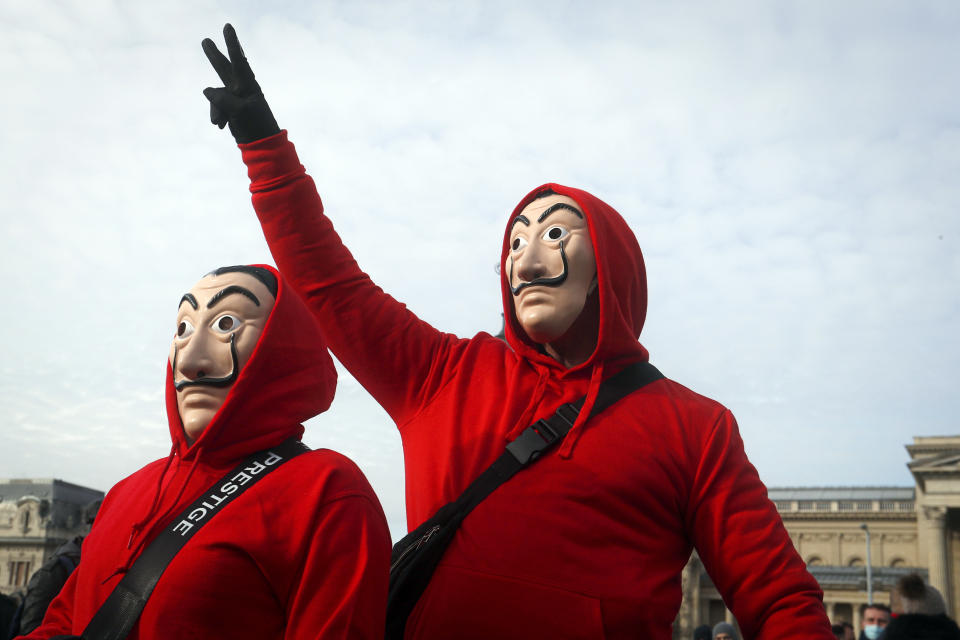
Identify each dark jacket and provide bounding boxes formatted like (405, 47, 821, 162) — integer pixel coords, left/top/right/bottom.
(17, 537, 82, 635)
(882, 614, 960, 640)
(1, 592, 20, 640)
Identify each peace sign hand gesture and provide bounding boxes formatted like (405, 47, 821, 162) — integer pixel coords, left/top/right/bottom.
(201, 24, 280, 144)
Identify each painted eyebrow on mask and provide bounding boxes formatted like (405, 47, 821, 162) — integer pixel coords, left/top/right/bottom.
(537, 202, 583, 223)
(510, 214, 530, 229)
(179, 293, 198, 310)
(207, 285, 261, 309)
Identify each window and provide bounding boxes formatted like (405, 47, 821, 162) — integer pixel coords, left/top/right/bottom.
(798, 501, 814, 511)
(774, 501, 792, 511)
(855, 501, 872, 510)
(848, 557, 864, 567)
(899, 502, 915, 512)
(7, 561, 31, 587)
(880, 501, 896, 511)
(834, 602, 853, 624)
(709, 599, 727, 624)
(838, 501, 854, 511)
(806, 556, 823, 567)
(816, 501, 831, 511)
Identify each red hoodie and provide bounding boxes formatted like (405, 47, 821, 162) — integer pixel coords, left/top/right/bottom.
(241, 132, 833, 639)
(20, 265, 391, 640)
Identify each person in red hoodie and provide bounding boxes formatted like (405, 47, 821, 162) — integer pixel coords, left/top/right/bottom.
(18, 265, 391, 639)
(202, 24, 833, 640)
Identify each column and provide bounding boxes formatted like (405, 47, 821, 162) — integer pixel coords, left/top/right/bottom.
(691, 564, 701, 627)
(925, 506, 952, 616)
(826, 600, 836, 623)
(853, 605, 860, 633)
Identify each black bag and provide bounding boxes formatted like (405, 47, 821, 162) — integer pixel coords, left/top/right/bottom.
(385, 360, 663, 639)
(385, 501, 466, 639)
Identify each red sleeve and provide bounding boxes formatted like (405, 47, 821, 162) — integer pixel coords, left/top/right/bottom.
(239, 131, 465, 426)
(14, 567, 78, 639)
(284, 495, 391, 639)
(687, 411, 833, 639)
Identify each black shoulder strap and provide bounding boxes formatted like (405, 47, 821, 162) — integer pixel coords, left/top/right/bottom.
(454, 360, 663, 519)
(82, 437, 309, 640)
(386, 361, 664, 639)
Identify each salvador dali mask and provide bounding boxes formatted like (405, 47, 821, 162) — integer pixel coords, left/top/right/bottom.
(169, 270, 275, 443)
(508, 193, 598, 359)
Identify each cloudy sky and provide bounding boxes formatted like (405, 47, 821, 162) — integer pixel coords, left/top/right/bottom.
(1, 1, 958, 538)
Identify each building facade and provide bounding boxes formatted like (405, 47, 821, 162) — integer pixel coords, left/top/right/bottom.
(673, 435, 960, 635)
(0, 478, 104, 596)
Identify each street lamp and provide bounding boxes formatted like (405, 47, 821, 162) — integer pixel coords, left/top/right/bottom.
(860, 523, 873, 604)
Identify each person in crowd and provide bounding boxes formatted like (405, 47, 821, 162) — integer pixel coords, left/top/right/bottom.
(859, 603, 892, 640)
(17, 265, 391, 639)
(201, 23, 833, 640)
(693, 624, 712, 640)
(1, 593, 19, 640)
(713, 621, 739, 640)
(883, 573, 960, 640)
(16, 501, 100, 635)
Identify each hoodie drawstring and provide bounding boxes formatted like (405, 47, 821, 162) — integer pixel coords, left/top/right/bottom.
(503, 364, 607, 459)
(558, 361, 605, 459)
(126, 443, 177, 550)
(104, 443, 179, 583)
(109, 444, 205, 582)
(149, 446, 203, 532)
(505, 369, 550, 442)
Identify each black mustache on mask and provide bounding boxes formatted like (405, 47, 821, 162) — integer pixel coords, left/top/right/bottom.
(172, 333, 240, 391)
(510, 240, 569, 296)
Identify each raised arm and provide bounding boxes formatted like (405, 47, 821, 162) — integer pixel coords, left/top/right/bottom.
(201, 25, 479, 424)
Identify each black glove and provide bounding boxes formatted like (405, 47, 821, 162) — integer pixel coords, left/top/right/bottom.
(201, 23, 280, 144)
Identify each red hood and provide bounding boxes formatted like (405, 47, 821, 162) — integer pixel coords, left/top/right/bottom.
(164, 264, 337, 463)
(499, 183, 649, 373)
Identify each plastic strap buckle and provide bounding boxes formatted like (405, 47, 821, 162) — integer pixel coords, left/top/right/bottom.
(505, 421, 555, 465)
(505, 404, 579, 465)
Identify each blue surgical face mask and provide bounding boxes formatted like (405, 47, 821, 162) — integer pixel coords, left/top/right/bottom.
(863, 624, 883, 640)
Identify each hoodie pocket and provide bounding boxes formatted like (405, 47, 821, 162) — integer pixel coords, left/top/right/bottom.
(407, 563, 605, 639)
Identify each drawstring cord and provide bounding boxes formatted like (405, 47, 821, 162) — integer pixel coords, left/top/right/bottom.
(506, 369, 549, 442)
(558, 361, 605, 459)
(503, 362, 605, 459)
(148, 447, 203, 532)
(107, 444, 205, 583)
(104, 443, 178, 584)
(126, 443, 177, 550)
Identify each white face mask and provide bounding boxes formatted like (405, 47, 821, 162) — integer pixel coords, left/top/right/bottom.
(170, 272, 274, 443)
(863, 624, 883, 640)
(508, 194, 597, 346)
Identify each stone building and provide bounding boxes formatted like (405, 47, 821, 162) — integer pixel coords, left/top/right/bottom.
(0, 478, 104, 596)
(673, 435, 960, 635)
